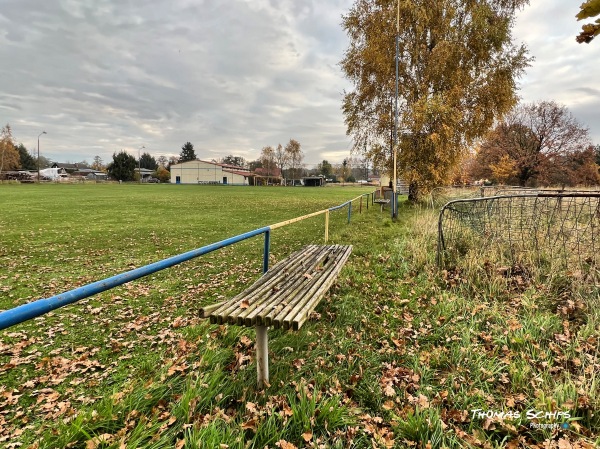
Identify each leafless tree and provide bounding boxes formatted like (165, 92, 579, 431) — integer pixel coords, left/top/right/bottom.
(260, 146, 276, 177)
(284, 139, 303, 181)
(274, 144, 289, 181)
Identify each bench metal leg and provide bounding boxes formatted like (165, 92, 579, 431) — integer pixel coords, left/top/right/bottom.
(255, 325, 269, 388)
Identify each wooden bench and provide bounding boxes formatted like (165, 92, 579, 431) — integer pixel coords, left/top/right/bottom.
(374, 198, 390, 212)
(200, 244, 352, 387)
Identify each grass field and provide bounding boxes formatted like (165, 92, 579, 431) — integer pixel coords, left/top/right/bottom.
(0, 184, 598, 448)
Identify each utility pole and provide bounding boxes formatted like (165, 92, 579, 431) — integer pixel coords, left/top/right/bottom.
(138, 145, 145, 183)
(392, 0, 399, 219)
(37, 131, 46, 182)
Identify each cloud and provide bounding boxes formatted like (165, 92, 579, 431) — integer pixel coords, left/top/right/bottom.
(513, 1, 600, 141)
(1, 0, 598, 169)
(0, 0, 355, 165)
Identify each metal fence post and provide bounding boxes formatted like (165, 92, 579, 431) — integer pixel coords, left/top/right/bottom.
(436, 206, 446, 267)
(255, 324, 269, 388)
(325, 210, 329, 243)
(348, 202, 352, 223)
(258, 229, 271, 387)
(263, 229, 270, 274)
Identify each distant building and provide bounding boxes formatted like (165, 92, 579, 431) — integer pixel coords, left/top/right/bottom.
(134, 168, 156, 182)
(302, 176, 325, 187)
(52, 162, 90, 174)
(72, 168, 108, 180)
(169, 160, 252, 185)
(39, 167, 69, 181)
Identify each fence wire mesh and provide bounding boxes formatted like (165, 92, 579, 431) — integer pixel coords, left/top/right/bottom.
(437, 194, 600, 278)
(430, 186, 484, 208)
(431, 186, 600, 209)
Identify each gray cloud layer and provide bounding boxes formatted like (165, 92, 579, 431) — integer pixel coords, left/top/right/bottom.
(513, 1, 600, 142)
(1, 0, 598, 166)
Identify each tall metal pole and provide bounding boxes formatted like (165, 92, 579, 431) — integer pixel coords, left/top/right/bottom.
(37, 131, 46, 182)
(392, 1, 399, 219)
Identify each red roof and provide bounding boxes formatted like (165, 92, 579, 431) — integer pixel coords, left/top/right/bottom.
(224, 169, 252, 177)
(254, 167, 282, 177)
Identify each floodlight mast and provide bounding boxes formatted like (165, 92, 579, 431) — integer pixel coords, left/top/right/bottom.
(37, 131, 46, 182)
(392, 0, 399, 219)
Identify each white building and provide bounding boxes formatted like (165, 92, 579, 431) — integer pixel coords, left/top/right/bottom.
(169, 160, 252, 185)
(39, 167, 69, 181)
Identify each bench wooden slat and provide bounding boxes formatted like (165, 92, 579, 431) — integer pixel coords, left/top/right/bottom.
(200, 244, 352, 388)
(205, 244, 352, 330)
(282, 246, 352, 330)
(270, 245, 352, 330)
(207, 245, 323, 324)
(233, 246, 327, 326)
(261, 246, 339, 327)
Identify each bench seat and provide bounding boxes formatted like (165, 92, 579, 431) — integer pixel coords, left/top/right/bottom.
(373, 198, 390, 212)
(206, 244, 352, 331)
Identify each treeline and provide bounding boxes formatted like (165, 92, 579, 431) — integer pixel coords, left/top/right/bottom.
(218, 142, 377, 182)
(456, 101, 600, 187)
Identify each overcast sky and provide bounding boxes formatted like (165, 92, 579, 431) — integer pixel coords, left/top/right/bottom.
(1, 0, 598, 166)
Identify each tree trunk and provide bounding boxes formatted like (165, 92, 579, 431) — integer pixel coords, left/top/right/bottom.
(408, 182, 419, 202)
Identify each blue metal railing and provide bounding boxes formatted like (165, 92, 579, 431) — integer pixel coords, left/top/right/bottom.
(0, 227, 271, 330)
(328, 199, 353, 223)
(0, 191, 377, 331)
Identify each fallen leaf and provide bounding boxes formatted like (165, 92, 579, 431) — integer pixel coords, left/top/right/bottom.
(275, 440, 298, 449)
(86, 433, 113, 449)
(416, 394, 430, 409)
(241, 419, 257, 432)
(167, 363, 187, 376)
(384, 385, 396, 397)
(382, 400, 395, 410)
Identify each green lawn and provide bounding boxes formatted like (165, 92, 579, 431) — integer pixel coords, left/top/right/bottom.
(0, 184, 598, 448)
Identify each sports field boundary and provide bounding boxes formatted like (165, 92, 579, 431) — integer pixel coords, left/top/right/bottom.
(0, 191, 376, 330)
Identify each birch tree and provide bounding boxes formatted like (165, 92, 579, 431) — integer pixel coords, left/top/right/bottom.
(341, 0, 530, 200)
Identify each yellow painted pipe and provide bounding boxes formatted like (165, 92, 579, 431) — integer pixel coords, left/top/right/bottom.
(325, 210, 329, 243)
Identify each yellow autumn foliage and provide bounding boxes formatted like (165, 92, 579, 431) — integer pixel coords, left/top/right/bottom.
(341, 0, 530, 199)
(0, 124, 20, 172)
